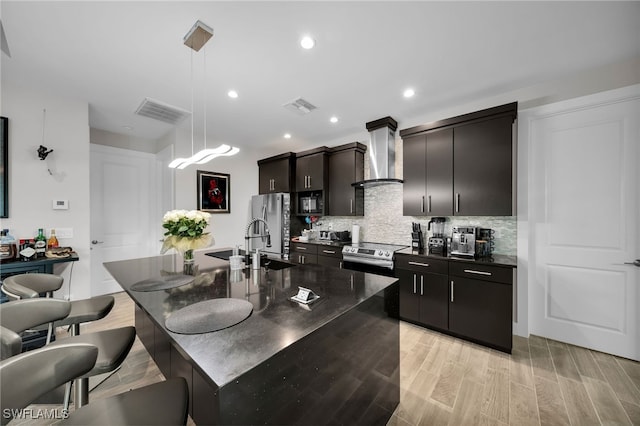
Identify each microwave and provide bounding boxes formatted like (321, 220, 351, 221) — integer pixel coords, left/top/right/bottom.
(299, 195, 321, 214)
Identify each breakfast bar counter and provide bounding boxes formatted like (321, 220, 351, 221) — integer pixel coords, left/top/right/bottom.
(104, 249, 399, 425)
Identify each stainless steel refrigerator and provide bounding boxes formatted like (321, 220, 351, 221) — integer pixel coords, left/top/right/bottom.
(250, 193, 303, 260)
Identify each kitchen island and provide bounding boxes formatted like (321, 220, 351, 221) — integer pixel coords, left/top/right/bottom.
(104, 249, 399, 425)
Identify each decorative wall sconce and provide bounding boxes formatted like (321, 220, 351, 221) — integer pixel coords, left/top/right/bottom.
(37, 144, 53, 160)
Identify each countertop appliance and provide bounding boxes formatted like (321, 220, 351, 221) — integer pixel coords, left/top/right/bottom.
(411, 222, 424, 251)
(427, 217, 447, 256)
(318, 230, 351, 242)
(450, 227, 477, 258)
(342, 242, 408, 271)
(250, 193, 304, 260)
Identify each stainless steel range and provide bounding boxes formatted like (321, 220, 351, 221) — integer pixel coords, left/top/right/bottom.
(342, 242, 408, 271)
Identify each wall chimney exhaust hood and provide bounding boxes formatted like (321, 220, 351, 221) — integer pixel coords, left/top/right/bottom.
(352, 116, 403, 187)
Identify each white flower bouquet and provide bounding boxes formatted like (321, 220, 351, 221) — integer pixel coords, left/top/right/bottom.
(160, 209, 212, 259)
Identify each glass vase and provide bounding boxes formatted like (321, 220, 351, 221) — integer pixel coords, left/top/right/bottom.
(183, 249, 195, 275)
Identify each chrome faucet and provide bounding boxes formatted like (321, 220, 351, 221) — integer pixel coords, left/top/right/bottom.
(245, 218, 271, 263)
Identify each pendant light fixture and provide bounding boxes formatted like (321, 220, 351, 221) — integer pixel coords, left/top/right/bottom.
(169, 20, 239, 169)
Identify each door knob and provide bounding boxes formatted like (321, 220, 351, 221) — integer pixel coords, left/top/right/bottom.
(91, 240, 104, 245)
(623, 259, 640, 267)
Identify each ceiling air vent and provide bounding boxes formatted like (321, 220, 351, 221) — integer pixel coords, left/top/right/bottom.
(135, 97, 191, 125)
(283, 98, 317, 115)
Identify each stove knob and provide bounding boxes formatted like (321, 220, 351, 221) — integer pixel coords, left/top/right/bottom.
(377, 250, 383, 256)
(385, 251, 391, 257)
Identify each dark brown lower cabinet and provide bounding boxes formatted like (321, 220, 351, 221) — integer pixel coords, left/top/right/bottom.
(396, 254, 513, 353)
(448, 276, 512, 353)
(397, 269, 448, 330)
(291, 242, 318, 265)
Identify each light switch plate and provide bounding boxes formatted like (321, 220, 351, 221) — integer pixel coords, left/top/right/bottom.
(52, 200, 69, 210)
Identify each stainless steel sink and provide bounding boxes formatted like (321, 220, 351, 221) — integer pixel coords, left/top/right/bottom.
(261, 258, 295, 270)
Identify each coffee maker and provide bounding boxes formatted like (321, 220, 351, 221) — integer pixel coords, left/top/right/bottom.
(450, 227, 477, 258)
(427, 217, 447, 256)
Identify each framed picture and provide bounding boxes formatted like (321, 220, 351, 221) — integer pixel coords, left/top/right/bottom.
(0, 117, 8, 218)
(197, 170, 230, 213)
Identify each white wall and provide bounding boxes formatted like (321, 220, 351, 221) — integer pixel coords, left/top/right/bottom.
(0, 85, 91, 299)
(90, 127, 171, 154)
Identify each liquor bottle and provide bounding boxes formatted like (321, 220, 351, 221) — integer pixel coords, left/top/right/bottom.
(34, 228, 47, 258)
(47, 229, 59, 249)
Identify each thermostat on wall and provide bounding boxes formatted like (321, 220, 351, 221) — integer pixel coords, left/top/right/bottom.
(52, 200, 69, 210)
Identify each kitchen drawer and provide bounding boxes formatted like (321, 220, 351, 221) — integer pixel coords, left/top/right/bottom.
(291, 242, 318, 255)
(395, 255, 448, 275)
(316, 246, 342, 258)
(448, 262, 512, 284)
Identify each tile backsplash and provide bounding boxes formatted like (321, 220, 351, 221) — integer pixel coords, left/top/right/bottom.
(312, 184, 516, 255)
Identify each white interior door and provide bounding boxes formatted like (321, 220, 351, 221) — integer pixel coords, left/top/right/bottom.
(90, 144, 160, 296)
(527, 85, 640, 360)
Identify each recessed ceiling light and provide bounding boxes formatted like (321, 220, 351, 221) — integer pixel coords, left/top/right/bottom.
(227, 90, 238, 99)
(403, 88, 415, 98)
(284, 133, 292, 139)
(330, 116, 338, 124)
(300, 36, 315, 49)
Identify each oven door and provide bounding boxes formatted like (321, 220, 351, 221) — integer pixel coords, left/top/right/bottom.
(342, 260, 396, 277)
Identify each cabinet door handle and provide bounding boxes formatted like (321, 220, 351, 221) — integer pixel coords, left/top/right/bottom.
(339, 261, 343, 269)
(428, 195, 432, 213)
(413, 274, 417, 294)
(308, 175, 311, 188)
(463, 269, 492, 276)
(350, 199, 353, 214)
(271, 179, 275, 191)
(297, 246, 307, 250)
(408, 261, 430, 267)
(322, 250, 336, 254)
(455, 193, 460, 212)
(420, 275, 424, 296)
(421, 196, 425, 213)
(301, 255, 305, 264)
(450, 281, 455, 302)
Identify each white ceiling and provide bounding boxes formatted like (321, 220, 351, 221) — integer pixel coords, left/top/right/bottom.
(1, 1, 639, 153)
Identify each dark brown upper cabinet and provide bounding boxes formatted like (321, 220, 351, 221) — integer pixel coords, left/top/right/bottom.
(257, 152, 295, 194)
(453, 115, 514, 216)
(328, 143, 366, 216)
(400, 102, 517, 217)
(296, 147, 328, 192)
(402, 128, 453, 216)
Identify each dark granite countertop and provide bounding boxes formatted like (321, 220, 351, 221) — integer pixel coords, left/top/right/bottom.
(396, 247, 517, 268)
(103, 249, 397, 388)
(290, 238, 349, 248)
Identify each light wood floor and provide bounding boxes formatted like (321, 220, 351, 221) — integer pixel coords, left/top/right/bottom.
(14, 291, 640, 425)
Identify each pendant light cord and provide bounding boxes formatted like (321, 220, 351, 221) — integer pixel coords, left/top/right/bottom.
(190, 48, 194, 157)
(203, 44, 207, 150)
